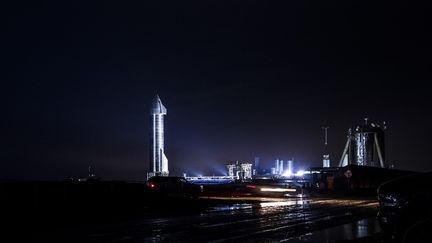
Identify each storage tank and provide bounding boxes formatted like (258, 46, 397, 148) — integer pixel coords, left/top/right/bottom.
(350, 122, 385, 167)
(287, 159, 294, 173)
(279, 160, 284, 173)
(339, 119, 386, 168)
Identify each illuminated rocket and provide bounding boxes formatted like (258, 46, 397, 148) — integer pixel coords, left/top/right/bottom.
(148, 95, 168, 178)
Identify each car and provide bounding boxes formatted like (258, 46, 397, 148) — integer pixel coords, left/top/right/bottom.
(377, 172, 432, 242)
(147, 176, 201, 198)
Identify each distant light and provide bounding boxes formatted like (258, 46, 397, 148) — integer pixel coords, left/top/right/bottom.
(260, 188, 296, 192)
(246, 185, 256, 189)
(282, 170, 292, 177)
(295, 170, 305, 177)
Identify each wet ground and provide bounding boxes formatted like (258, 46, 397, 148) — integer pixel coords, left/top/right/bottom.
(288, 217, 382, 243)
(27, 196, 381, 242)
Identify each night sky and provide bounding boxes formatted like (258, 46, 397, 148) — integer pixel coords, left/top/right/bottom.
(3, 1, 432, 180)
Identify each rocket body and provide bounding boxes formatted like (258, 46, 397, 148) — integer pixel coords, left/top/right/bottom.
(149, 95, 168, 178)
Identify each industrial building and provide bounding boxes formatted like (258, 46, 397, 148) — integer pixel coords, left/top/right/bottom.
(226, 161, 253, 180)
(225, 157, 299, 179)
(148, 95, 169, 179)
(309, 119, 412, 194)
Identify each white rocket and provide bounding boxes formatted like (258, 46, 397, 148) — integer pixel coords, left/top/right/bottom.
(148, 95, 168, 178)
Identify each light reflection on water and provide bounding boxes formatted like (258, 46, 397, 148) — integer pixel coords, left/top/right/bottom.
(210, 198, 306, 213)
(284, 217, 381, 242)
(208, 198, 375, 214)
(210, 204, 253, 212)
(353, 218, 381, 239)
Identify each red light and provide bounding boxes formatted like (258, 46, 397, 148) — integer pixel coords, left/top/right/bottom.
(246, 185, 256, 189)
(150, 183, 155, 188)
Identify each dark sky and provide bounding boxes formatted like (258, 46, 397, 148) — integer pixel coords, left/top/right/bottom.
(3, 1, 432, 180)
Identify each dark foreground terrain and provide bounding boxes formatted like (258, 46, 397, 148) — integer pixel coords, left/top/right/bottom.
(1, 181, 382, 242)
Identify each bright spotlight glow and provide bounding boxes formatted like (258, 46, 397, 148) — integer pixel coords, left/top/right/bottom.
(282, 170, 292, 177)
(260, 188, 297, 192)
(295, 170, 305, 177)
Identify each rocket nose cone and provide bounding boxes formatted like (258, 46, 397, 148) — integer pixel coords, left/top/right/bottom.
(151, 95, 167, 114)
